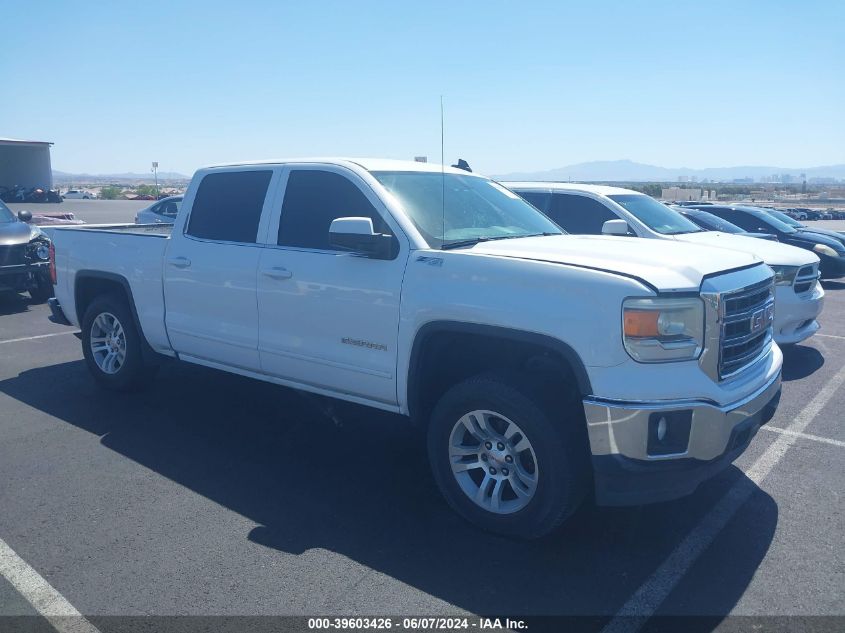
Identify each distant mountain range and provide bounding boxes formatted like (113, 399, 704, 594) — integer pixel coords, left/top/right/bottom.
(492, 160, 845, 183)
(53, 170, 189, 182)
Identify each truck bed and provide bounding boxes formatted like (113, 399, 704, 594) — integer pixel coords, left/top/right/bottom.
(50, 222, 173, 354)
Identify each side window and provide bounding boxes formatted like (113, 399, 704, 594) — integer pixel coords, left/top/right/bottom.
(187, 170, 272, 243)
(547, 193, 619, 234)
(158, 201, 178, 217)
(278, 170, 389, 250)
(717, 210, 761, 233)
(517, 191, 552, 214)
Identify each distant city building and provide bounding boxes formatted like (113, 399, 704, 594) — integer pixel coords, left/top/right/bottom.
(661, 187, 708, 201)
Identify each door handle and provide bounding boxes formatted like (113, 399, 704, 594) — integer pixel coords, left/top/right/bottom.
(262, 266, 293, 280)
(168, 256, 192, 268)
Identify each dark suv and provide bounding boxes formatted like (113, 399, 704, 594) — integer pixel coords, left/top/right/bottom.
(687, 204, 845, 279)
(0, 201, 53, 302)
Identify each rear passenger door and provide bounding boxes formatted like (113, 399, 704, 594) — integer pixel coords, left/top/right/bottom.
(164, 168, 277, 370)
(547, 193, 626, 235)
(256, 166, 408, 405)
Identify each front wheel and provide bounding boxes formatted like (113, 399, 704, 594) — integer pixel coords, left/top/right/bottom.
(81, 294, 157, 391)
(427, 373, 589, 539)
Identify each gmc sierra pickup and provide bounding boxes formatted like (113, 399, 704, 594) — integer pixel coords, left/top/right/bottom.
(48, 159, 783, 538)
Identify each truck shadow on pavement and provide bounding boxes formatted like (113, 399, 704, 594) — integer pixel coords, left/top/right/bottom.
(780, 345, 824, 381)
(0, 292, 35, 316)
(0, 360, 778, 625)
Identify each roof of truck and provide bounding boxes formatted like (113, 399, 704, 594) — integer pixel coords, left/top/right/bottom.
(500, 182, 638, 196)
(203, 157, 477, 176)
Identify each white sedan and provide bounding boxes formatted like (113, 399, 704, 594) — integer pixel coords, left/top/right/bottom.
(62, 189, 95, 199)
(134, 196, 182, 224)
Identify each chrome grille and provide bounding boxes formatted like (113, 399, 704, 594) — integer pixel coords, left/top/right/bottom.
(793, 264, 818, 294)
(0, 244, 27, 267)
(719, 279, 775, 379)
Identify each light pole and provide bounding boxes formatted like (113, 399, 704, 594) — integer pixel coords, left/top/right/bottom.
(152, 161, 159, 198)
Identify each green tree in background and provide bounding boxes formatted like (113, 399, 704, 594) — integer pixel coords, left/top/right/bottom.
(99, 186, 121, 200)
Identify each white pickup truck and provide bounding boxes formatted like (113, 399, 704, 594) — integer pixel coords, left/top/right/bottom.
(48, 159, 783, 538)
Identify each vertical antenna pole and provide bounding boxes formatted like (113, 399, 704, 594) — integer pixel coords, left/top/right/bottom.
(441, 95, 445, 244)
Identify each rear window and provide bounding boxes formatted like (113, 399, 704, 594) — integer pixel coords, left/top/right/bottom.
(187, 171, 272, 243)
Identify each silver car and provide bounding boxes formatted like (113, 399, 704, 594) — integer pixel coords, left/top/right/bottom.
(134, 196, 182, 224)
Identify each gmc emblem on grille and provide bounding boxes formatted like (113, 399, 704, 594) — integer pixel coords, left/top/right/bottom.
(751, 305, 774, 334)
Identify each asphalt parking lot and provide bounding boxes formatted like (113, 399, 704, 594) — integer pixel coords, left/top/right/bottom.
(1, 224, 844, 632)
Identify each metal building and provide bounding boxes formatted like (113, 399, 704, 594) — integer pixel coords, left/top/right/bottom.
(0, 137, 53, 190)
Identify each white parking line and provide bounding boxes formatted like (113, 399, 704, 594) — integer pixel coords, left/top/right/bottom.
(816, 333, 845, 341)
(0, 536, 101, 633)
(601, 361, 845, 633)
(0, 331, 79, 345)
(762, 425, 845, 448)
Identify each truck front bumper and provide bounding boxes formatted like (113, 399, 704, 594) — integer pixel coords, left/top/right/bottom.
(583, 370, 782, 506)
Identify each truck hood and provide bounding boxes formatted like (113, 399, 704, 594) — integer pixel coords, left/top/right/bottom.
(0, 221, 39, 246)
(677, 231, 819, 267)
(468, 234, 761, 292)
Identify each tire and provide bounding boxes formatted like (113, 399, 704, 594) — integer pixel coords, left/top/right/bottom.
(28, 276, 53, 304)
(81, 293, 157, 391)
(427, 372, 590, 539)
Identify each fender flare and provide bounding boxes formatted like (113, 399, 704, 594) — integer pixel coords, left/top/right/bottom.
(406, 321, 592, 421)
(74, 270, 162, 364)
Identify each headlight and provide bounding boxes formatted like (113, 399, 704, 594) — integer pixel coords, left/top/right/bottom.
(813, 244, 839, 258)
(28, 240, 51, 261)
(770, 265, 800, 286)
(622, 297, 704, 363)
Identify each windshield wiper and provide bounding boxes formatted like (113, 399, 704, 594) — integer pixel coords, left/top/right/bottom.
(440, 232, 559, 250)
(440, 237, 493, 250)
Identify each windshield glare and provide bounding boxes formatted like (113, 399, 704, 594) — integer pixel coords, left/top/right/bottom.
(608, 194, 702, 235)
(763, 208, 802, 227)
(372, 171, 562, 248)
(0, 200, 16, 223)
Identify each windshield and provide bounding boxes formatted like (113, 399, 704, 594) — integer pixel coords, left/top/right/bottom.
(683, 209, 745, 233)
(372, 171, 562, 248)
(0, 200, 15, 223)
(763, 208, 802, 227)
(608, 194, 703, 235)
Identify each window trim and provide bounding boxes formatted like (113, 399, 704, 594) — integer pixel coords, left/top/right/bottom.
(263, 164, 407, 260)
(181, 166, 280, 246)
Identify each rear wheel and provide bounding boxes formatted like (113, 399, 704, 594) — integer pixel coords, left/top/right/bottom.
(427, 372, 589, 539)
(81, 294, 157, 391)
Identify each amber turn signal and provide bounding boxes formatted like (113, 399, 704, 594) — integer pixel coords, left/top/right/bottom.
(623, 309, 659, 338)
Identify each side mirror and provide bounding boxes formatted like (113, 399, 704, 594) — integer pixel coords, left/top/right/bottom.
(602, 219, 630, 236)
(17, 210, 33, 223)
(329, 217, 395, 259)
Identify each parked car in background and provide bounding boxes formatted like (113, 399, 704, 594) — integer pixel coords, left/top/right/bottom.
(788, 209, 808, 220)
(675, 207, 778, 241)
(505, 183, 824, 346)
(62, 189, 95, 199)
(47, 158, 783, 538)
(685, 205, 845, 279)
(0, 202, 54, 302)
(761, 207, 845, 249)
(135, 196, 182, 224)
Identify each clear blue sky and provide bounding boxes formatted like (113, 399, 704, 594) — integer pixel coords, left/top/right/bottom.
(2, 0, 843, 176)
